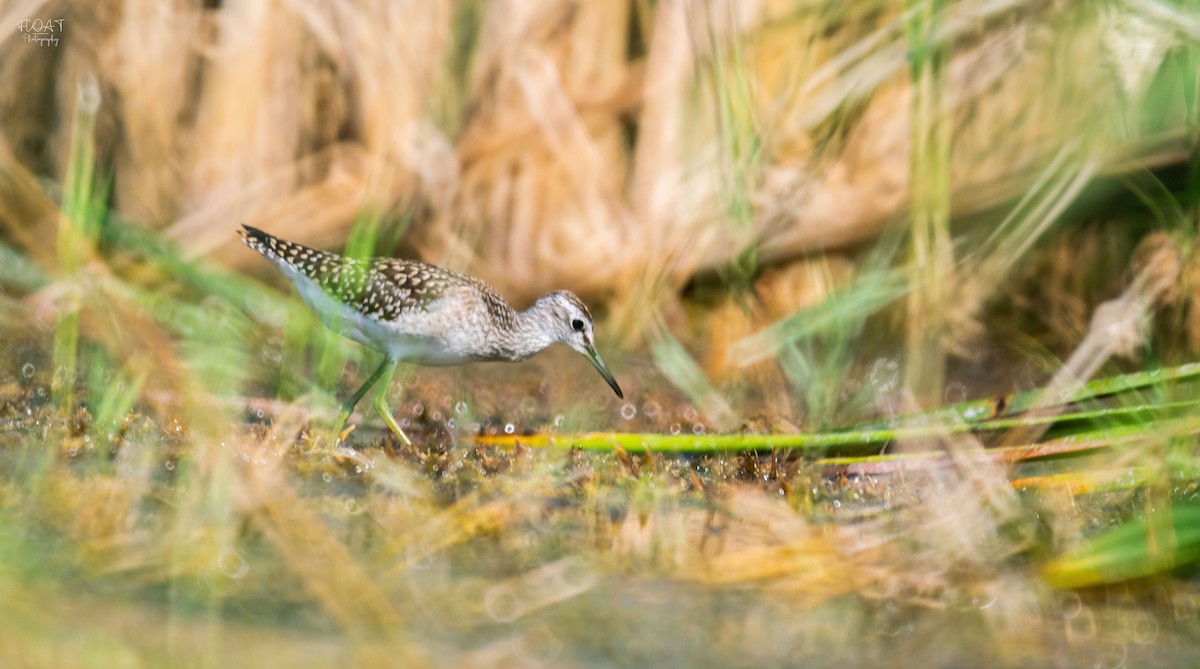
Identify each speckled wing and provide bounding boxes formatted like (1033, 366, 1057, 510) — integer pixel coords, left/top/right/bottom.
(358, 258, 479, 321)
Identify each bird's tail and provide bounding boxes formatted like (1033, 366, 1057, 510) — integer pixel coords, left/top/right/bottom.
(239, 224, 276, 255)
(239, 224, 303, 263)
(238, 225, 340, 283)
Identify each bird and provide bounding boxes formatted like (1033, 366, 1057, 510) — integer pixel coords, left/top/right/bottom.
(239, 225, 623, 445)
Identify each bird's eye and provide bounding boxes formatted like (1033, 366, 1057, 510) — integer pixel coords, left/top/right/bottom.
(571, 318, 584, 332)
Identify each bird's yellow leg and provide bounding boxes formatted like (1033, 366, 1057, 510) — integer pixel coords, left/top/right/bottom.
(372, 363, 412, 446)
(331, 357, 395, 443)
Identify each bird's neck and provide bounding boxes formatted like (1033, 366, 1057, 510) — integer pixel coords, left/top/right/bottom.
(497, 300, 558, 361)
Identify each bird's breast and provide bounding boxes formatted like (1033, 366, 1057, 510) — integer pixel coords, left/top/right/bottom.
(379, 288, 510, 363)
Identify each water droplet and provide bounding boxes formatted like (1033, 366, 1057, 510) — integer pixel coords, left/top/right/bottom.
(216, 548, 250, 579)
(1057, 592, 1082, 619)
(484, 584, 525, 622)
(322, 472, 332, 483)
(669, 423, 681, 435)
(504, 423, 515, 435)
(944, 381, 967, 404)
(516, 623, 563, 665)
(455, 401, 468, 415)
(21, 363, 35, 378)
(164, 460, 175, 471)
(620, 403, 637, 420)
(1130, 611, 1158, 645)
(53, 366, 77, 384)
(833, 500, 841, 508)
(692, 423, 705, 434)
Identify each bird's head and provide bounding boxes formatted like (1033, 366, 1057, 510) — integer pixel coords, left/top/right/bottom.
(535, 290, 623, 399)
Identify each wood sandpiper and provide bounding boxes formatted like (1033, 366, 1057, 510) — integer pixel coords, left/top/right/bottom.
(240, 225, 623, 445)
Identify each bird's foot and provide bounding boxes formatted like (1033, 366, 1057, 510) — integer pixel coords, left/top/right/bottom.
(379, 407, 417, 448)
(381, 412, 413, 447)
(373, 395, 412, 447)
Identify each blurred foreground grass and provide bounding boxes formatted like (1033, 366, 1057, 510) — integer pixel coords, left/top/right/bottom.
(6, 355, 1200, 668)
(6, 357, 1200, 668)
(4, 0, 1200, 667)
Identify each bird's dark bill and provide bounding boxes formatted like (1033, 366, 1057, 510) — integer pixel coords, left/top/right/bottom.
(584, 346, 623, 399)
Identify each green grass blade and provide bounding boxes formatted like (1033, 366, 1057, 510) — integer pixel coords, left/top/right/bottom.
(849, 363, 1200, 430)
(1044, 505, 1200, 589)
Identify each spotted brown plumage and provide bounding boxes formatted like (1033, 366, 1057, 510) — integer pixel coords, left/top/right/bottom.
(239, 224, 623, 446)
(241, 225, 516, 325)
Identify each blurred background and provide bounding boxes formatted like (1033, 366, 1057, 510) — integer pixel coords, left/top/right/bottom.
(3, 0, 1200, 667)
